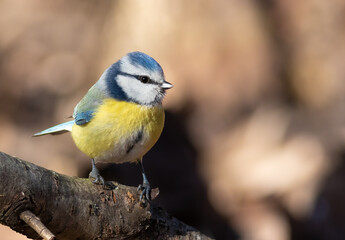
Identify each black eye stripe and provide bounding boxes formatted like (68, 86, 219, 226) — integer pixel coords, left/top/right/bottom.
(117, 71, 157, 85)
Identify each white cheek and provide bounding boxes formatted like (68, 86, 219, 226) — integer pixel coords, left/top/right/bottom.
(117, 76, 157, 104)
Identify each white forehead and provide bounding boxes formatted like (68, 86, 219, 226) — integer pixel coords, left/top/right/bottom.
(120, 55, 164, 84)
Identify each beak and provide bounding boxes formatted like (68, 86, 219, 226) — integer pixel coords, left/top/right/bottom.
(161, 81, 173, 89)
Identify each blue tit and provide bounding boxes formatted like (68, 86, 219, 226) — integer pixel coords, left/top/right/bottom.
(34, 51, 173, 200)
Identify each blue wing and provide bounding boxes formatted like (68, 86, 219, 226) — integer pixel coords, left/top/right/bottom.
(75, 110, 95, 125)
(73, 81, 109, 126)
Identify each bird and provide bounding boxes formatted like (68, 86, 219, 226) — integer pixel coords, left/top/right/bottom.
(33, 51, 173, 201)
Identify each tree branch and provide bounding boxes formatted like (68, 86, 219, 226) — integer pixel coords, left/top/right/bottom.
(0, 152, 212, 239)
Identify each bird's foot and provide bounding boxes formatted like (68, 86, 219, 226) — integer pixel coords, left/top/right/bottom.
(138, 180, 151, 202)
(89, 168, 105, 187)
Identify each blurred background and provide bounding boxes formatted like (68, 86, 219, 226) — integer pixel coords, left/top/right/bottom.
(1, 0, 345, 239)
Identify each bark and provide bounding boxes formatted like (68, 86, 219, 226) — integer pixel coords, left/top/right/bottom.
(0, 152, 212, 240)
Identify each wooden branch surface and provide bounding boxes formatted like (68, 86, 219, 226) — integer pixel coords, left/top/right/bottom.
(0, 152, 212, 239)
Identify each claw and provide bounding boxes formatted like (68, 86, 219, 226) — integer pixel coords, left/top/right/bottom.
(89, 158, 106, 188)
(90, 173, 105, 187)
(138, 182, 151, 201)
(137, 158, 152, 202)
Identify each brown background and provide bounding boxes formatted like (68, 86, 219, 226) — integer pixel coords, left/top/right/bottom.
(1, 1, 345, 239)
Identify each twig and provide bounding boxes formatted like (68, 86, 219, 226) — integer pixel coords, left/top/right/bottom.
(20, 210, 55, 240)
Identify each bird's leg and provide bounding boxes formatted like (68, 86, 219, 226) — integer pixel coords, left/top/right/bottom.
(137, 158, 151, 201)
(89, 158, 105, 187)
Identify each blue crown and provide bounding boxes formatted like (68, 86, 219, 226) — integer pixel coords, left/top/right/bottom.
(127, 52, 163, 74)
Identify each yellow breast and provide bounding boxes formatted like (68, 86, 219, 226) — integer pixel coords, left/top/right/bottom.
(71, 98, 165, 162)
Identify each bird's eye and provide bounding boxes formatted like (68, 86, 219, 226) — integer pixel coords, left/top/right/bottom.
(138, 76, 150, 84)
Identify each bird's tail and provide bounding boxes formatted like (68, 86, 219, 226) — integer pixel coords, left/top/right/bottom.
(33, 120, 74, 137)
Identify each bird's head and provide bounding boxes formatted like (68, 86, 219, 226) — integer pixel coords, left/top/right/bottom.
(101, 52, 173, 106)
